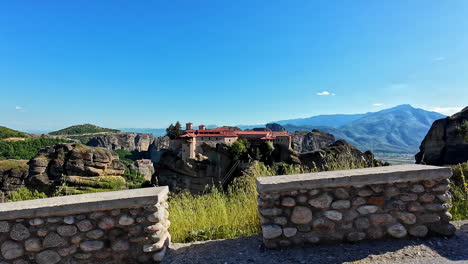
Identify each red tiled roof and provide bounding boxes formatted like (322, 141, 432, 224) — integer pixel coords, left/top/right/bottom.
(180, 127, 291, 139)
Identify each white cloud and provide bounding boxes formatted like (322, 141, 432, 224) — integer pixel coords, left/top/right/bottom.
(431, 107, 463, 116)
(317, 91, 332, 96)
(433, 57, 446, 61)
(373, 103, 384, 106)
(15, 106, 27, 112)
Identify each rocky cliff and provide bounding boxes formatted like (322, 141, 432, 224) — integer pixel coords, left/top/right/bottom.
(154, 143, 234, 193)
(266, 123, 287, 132)
(416, 106, 468, 165)
(0, 160, 29, 196)
(27, 144, 126, 189)
(299, 139, 384, 171)
(87, 132, 155, 152)
(293, 129, 335, 153)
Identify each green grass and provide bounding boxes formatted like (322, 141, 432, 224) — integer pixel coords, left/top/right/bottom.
(0, 126, 28, 140)
(0, 160, 28, 172)
(7, 186, 48, 202)
(450, 162, 468, 220)
(168, 161, 368, 243)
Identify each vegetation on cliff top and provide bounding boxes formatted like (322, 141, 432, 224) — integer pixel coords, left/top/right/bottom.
(0, 126, 28, 140)
(49, 124, 120, 135)
(166, 121, 183, 139)
(0, 138, 71, 160)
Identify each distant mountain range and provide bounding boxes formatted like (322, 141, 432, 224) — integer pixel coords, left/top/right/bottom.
(270, 105, 445, 153)
(119, 105, 446, 154)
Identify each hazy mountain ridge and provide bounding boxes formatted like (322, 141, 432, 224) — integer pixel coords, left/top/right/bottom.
(273, 105, 445, 153)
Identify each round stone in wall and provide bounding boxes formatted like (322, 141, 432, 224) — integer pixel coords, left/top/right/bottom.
(290, 206, 313, 224)
(80, 240, 105, 252)
(281, 197, 296, 207)
(283, 227, 297, 238)
(98, 217, 116, 230)
(57, 225, 77, 237)
(262, 225, 283, 239)
(331, 200, 351, 210)
(24, 238, 42, 252)
(410, 184, 425, 193)
(356, 205, 378, 215)
(323, 210, 343, 221)
(308, 193, 333, 209)
(408, 225, 428, 237)
(10, 224, 30, 241)
(0, 221, 9, 233)
(43, 232, 67, 248)
(334, 188, 349, 199)
(119, 215, 135, 226)
(1, 240, 24, 260)
(63, 216, 75, 225)
(86, 229, 104, 239)
(387, 223, 407, 238)
(36, 250, 61, 264)
(77, 220, 93, 232)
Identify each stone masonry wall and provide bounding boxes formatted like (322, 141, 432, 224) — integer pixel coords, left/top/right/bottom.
(0, 187, 170, 263)
(256, 165, 455, 248)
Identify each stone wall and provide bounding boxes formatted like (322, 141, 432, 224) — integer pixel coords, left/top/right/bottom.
(256, 164, 455, 248)
(0, 187, 170, 263)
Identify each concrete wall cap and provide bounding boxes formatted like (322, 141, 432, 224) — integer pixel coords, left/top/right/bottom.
(0, 187, 169, 220)
(256, 165, 451, 193)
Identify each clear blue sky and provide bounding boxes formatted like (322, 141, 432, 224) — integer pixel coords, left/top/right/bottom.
(1, 0, 467, 131)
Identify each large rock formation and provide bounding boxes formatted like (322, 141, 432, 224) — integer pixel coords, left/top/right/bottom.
(0, 160, 29, 196)
(266, 123, 287, 132)
(416, 107, 468, 165)
(149, 136, 182, 163)
(154, 143, 234, 193)
(87, 133, 155, 152)
(129, 159, 155, 181)
(299, 140, 384, 171)
(293, 129, 335, 153)
(27, 144, 126, 189)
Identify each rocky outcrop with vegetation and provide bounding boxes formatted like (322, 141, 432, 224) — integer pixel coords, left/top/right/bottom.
(416, 106, 468, 165)
(299, 140, 385, 171)
(0, 160, 29, 196)
(27, 144, 126, 189)
(293, 129, 335, 153)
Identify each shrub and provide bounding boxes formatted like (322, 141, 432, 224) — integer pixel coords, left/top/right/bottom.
(123, 169, 148, 189)
(0, 138, 71, 160)
(7, 186, 48, 202)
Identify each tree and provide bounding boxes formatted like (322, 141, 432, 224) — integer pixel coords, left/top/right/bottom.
(166, 122, 184, 139)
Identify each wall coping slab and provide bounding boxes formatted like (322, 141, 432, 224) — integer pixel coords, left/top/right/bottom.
(256, 164, 451, 193)
(0, 186, 169, 220)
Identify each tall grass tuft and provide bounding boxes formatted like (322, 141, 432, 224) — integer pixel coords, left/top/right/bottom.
(168, 161, 367, 243)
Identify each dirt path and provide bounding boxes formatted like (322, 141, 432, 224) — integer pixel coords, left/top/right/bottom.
(165, 221, 468, 264)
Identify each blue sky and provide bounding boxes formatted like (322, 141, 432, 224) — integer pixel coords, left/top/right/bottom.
(1, 0, 467, 131)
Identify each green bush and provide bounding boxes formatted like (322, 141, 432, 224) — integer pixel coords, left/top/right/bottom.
(123, 169, 148, 189)
(115, 149, 139, 166)
(7, 187, 48, 202)
(0, 138, 71, 160)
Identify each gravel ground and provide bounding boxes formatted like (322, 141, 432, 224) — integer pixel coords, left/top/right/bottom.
(165, 221, 468, 264)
